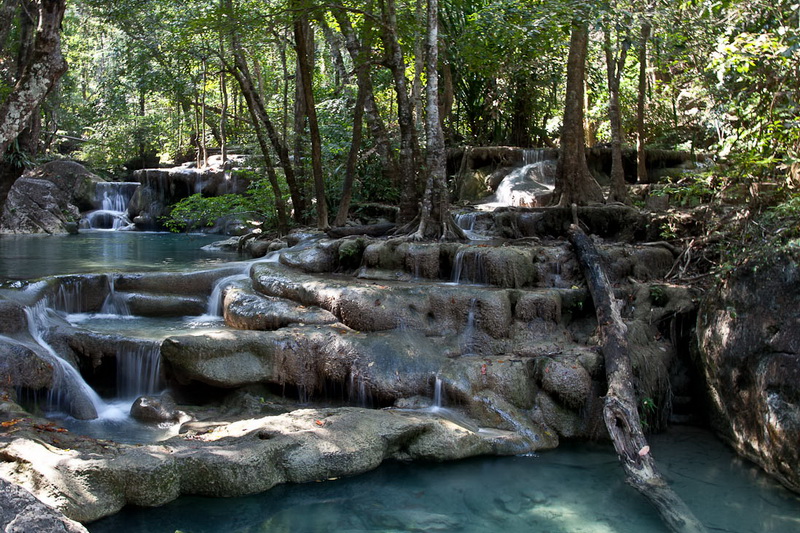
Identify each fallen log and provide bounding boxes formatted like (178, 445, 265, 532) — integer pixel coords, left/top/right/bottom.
(568, 221, 706, 533)
(326, 223, 396, 238)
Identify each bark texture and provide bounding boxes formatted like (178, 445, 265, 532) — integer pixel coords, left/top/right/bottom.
(0, 0, 68, 158)
(552, 22, 603, 206)
(415, 0, 448, 239)
(381, 0, 421, 224)
(294, 11, 329, 230)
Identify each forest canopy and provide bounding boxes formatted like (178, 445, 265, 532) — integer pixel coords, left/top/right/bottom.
(0, 0, 798, 234)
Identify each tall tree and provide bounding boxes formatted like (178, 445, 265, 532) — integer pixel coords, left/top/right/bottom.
(332, 7, 400, 188)
(636, 15, 650, 184)
(603, 7, 631, 204)
(415, 0, 448, 239)
(552, 19, 604, 206)
(380, 0, 421, 224)
(293, 4, 329, 230)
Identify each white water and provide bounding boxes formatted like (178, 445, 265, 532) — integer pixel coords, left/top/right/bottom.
(451, 248, 488, 285)
(480, 148, 554, 209)
(117, 343, 163, 400)
(83, 182, 139, 230)
(432, 375, 444, 409)
(100, 276, 131, 316)
(460, 298, 479, 356)
(22, 302, 108, 419)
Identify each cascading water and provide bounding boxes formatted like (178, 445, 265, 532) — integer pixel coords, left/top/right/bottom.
(100, 276, 131, 316)
(22, 301, 107, 419)
(83, 182, 139, 230)
(460, 298, 479, 356)
(432, 375, 444, 410)
(348, 371, 371, 408)
(451, 248, 488, 285)
(454, 212, 491, 241)
(116, 343, 163, 400)
(487, 148, 554, 208)
(202, 273, 249, 318)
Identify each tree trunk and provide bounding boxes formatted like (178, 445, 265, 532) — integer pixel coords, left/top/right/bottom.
(568, 220, 707, 533)
(200, 58, 209, 167)
(415, 0, 448, 240)
(0, 0, 68, 158)
(552, 21, 604, 206)
(316, 15, 348, 91)
(637, 19, 651, 184)
(604, 24, 631, 204)
(242, 95, 289, 234)
(334, 77, 367, 227)
(333, 14, 376, 227)
(333, 7, 400, 188)
(219, 23, 228, 165)
(381, 0, 421, 224)
(226, 20, 305, 223)
(294, 12, 329, 230)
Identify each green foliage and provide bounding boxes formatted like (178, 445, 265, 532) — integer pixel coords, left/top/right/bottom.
(652, 173, 717, 207)
(649, 285, 669, 307)
(639, 397, 658, 432)
(164, 170, 285, 232)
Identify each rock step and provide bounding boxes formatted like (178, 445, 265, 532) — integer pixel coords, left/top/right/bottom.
(278, 237, 675, 290)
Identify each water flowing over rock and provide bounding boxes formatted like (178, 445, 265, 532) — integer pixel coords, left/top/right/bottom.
(698, 253, 800, 492)
(0, 161, 103, 234)
(0, 210, 715, 523)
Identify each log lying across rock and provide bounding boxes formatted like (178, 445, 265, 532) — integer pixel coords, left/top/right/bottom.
(568, 221, 707, 533)
(326, 222, 396, 238)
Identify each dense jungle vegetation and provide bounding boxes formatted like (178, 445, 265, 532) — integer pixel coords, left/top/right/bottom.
(1, 0, 799, 249)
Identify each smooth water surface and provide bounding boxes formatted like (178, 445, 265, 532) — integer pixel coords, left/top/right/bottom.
(87, 427, 800, 533)
(0, 231, 235, 280)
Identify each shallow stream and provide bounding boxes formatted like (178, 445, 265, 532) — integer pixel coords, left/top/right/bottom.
(87, 426, 799, 533)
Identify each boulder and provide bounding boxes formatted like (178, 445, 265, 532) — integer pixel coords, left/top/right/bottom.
(252, 262, 513, 337)
(0, 407, 538, 523)
(0, 338, 55, 391)
(224, 286, 338, 330)
(130, 395, 189, 424)
(0, 300, 28, 334)
(0, 478, 88, 533)
(280, 239, 341, 273)
(698, 253, 800, 492)
(0, 161, 103, 234)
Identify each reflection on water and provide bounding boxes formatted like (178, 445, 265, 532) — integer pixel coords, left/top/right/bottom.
(0, 231, 235, 280)
(87, 427, 800, 533)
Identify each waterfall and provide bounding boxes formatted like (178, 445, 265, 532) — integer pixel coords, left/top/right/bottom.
(488, 148, 554, 208)
(100, 276, 131, 316)
(433, 375, 444, 410)
(204, 273, 248, 317)
(455, 213, 476, 232)
(451, 248, 488, 285)
(83, 182, 139, 230)
(116, 343, 163, 400)
(348, 370, 371, 408)
(23, 301, 106, 419)
(460, 298, 479, 356)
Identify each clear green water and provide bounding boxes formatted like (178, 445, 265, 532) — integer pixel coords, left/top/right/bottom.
(87, 427, 799, 533)
(0, 231, 235, 280)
